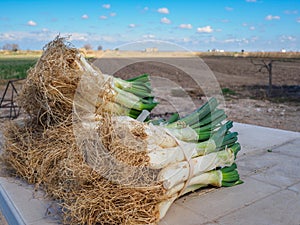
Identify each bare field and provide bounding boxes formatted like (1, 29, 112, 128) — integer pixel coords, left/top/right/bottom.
(203, 56, 300, 132)
(93, 56, 300, 132)
(1, 55, 299, 132)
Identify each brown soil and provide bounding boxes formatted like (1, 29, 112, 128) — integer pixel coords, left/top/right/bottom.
(101, 56, 300, 132)
(203, 56, 300, 132)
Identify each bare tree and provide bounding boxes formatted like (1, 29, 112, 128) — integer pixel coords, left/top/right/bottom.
(2, 43, 20, 51)
(97, 45, 103, 51)
(11, 44, 19, 52)
(251, 59, 277, 97)
(83, 44, 93, 51)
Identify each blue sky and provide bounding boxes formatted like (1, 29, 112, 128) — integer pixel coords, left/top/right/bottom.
(0, 0, 300, 51)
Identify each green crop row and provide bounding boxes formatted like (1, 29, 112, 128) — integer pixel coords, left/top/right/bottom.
(0, 57, 37, 81)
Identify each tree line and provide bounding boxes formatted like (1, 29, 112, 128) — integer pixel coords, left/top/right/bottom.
(1, 43, 20, 51)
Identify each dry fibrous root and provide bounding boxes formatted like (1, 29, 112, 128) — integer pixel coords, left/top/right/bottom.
(18, 36, 102, 127)
(3, 120, 167, 225)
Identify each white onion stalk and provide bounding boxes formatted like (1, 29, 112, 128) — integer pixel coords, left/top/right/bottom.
(84, 115, 225, 169)
(147, 139, 217, 169)
(75, 54, 157, 117)
(159, 170, 224, 219)
(112, 116, 219, 154)
(165, 170, 222, 197)
(158, 195, 178, 220)
(158, 148, 234, 190)
(158, 164, 241, 219)
(112, 116, 229, 170)
(158, 185, 204, 220)
(113, 116, 178, 149)
(165, 126, 199, 142)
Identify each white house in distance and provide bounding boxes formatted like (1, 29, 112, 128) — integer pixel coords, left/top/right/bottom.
(281, 48, 286, 53)
(208, 49, 225, 52)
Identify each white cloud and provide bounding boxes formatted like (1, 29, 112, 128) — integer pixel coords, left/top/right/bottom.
(68, 33, 88, 41)
(225, 7, 233, 11)
(69, 33, 118, 43)
(144, 7, 149, 11)
(265, 15, 280, 20)
(223, 38, 249, 44)
(182, 37, 191, 43)
(280, 35, 296, 42)
(158, 7, 169, 14)
(2, 30, 299, 51)
(27, 20, 37, 26)
(161, 17, 171, 24)
(0, 31, 123, 49)
(142, 34, 155, 39)
(0, 31, 56, 42)
(81, 14, 89, 19)
(99, 15, 107, 20)
(197, 26, 213, 33)
(179, 24, 192, 29)
(249, 26, 255, 30)
(128, 24, 136, 28)
(102, 4, 111, 9)
(297, 17, 300, 23)
(0, 32, 17, 41)
(242, 23, 248, 27)
(110, 12, 116, 17)
(246, 0, 257, 2)
(284, 10, 298, 15)
(223, 39, 235, 43)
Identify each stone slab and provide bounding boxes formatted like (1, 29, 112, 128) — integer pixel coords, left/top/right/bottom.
(0, 123, 300, 225)
(272, 138, 300, 158)
(217, 189, 300, 225)
(170, 177, 280, 222)
(0, 178, 58, 225)
(232, 123, 300, 155)
(288, 181, 300, 194)
(158, 202, 207, 225)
